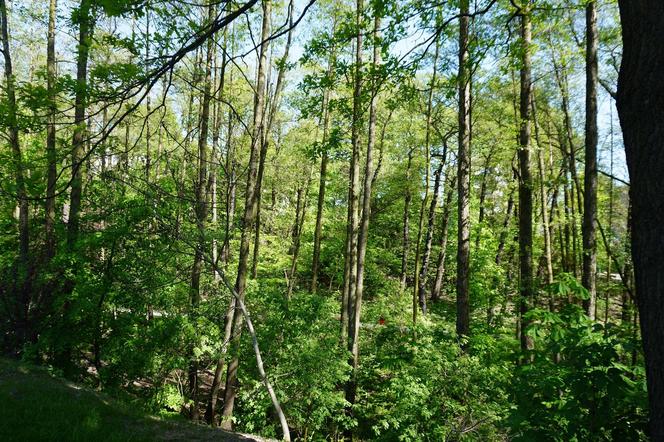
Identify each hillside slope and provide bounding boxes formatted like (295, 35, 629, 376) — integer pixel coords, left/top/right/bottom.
(0, 358, 267, 441)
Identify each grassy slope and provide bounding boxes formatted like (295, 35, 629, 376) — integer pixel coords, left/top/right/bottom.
(0, 358, 261, 442)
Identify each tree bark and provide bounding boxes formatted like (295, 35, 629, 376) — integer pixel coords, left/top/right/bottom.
(287, 183, 309, 299)
(418, 161, 444, 314)
(311, 42, 336, 293)
(45, 0, 57, 259)
(413, 37, 439, 323)
(531, 97, 554, 288)
(517, 7, 534, 354)
(346, 13, 380, 408)
(432, 172, 456, 302)
(251, 2, 293, 279)
(1, 0, 31, 345)
(340, 0, 363, 344)
(456, 0, 471, 341)
(67, 0, 94, 250)
(188, 2, 215, 421)
(616, 1, 664, 437)
(400, 149, 413, 292)
(221, 0, 270, 430)
(582, 0, 598, 319)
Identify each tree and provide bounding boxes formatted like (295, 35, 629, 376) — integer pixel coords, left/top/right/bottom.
(1, 0, 30, 345)
(617, 1, 664, 437)
(67, 0, 94, 250)
(516, 1, 534, 354)
(347, 9, 382, 409)
(582, 0, 598, 319)
(45, 0, 57, 259)
(187, 0, 215, 422)
(221, 0, 271, 429)
(456, 0, 471, 341)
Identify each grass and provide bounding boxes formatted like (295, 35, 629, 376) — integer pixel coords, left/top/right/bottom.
(0, 358, 260, 441)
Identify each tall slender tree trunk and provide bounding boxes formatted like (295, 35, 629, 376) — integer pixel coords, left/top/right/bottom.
(221, 66, 236, 267)
(418, 160, 444, 314)
(251, 2, 293, 279)
(311, 43, 336, 293)
(400, 149, 413, 291)
(432, 172, 456, 302)
(311, 154, 328, 292)
(475, 148, 495, 248)
(413, 37, 439, 323)
(341, 0, 363, 344)
(346, 13, 380, 409)
(517, 6, 534, 355)
(45, 0, 57, 259)
(221, 0, 270, 429)
(456, 0, 471, 341)
(582, 0, 598, 319)
(67, 0, 94, 250)
(531, 97, 554, 288)
(188, 2, 215, 422)
(287, 183, 310, 299)
(211, 26, 228, 280)
(144, 5, 151, 182)
(616, 1, 664, 436)
(1, 0, 30, 346)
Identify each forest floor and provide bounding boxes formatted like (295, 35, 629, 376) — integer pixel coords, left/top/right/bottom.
(0, 358, 271, 441)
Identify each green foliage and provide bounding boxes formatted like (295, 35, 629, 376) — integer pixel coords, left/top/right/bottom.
(357, 324, 511, 441)
(510, 304, 648, 441)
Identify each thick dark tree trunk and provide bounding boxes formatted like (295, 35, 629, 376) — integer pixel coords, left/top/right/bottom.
(617, 1, 664, 437)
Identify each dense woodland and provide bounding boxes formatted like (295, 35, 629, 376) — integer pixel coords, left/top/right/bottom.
(1, 0, 663, 440)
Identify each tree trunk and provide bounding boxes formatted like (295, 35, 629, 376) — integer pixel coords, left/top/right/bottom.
(1, 0, 31, 346)
(221, 0, 270, 430)
(340, 0, 363, 344)
(517, 7, 534, 355)
(616, 1, 664, 436)
(400, 149, 413, 291)
(205, 296, 235, 425)
(475, 148, 495, 248)
(311, 43, 336, 293)
(221, 77, 236, 267)
(188, 2, 215, 421)
(582, 0, 598, 319)
(456, 0, 471, 341)
(45, 0, 57, 259)
(418, 160, 444, 314)
(67, 0, 94, 250)
(287, 183, 309, 299)
(413, 37, 439, 324)
(531, 97, 554, 289)
(432, 172, 456, 302)
(346, 13, 380, 409)
(251, 2, 293, 279)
